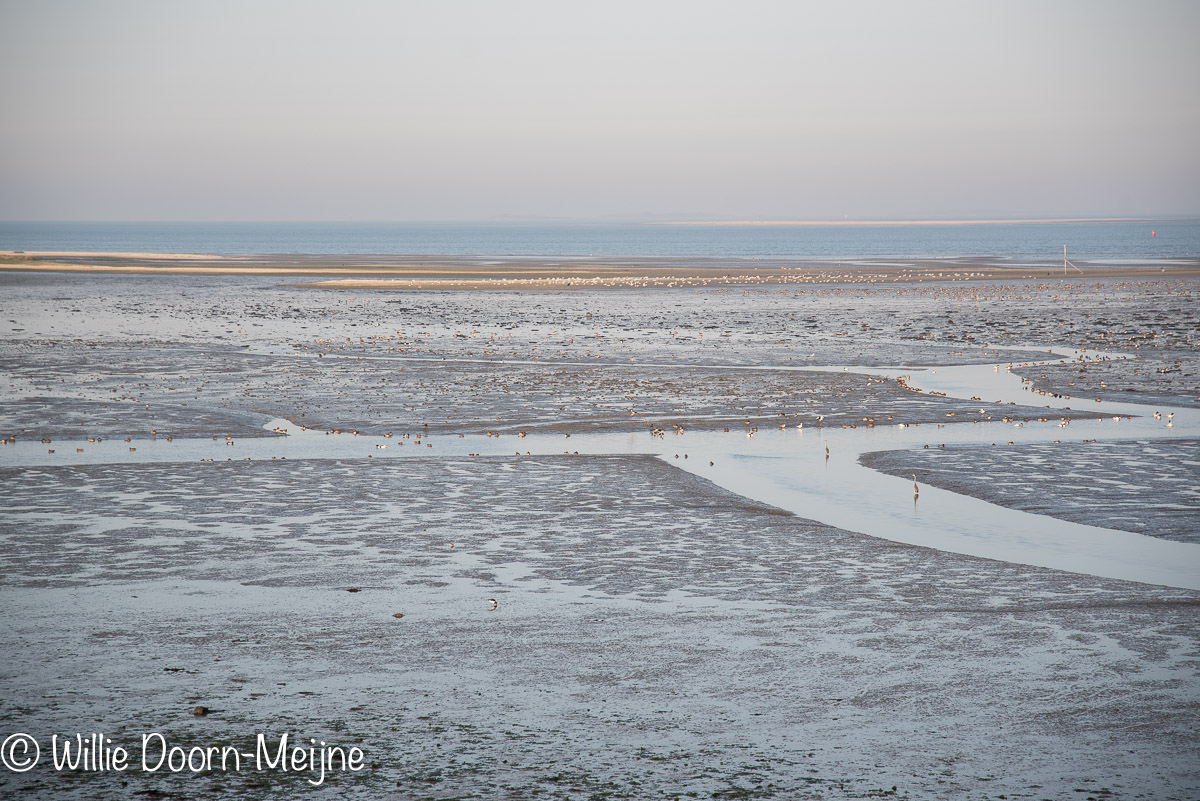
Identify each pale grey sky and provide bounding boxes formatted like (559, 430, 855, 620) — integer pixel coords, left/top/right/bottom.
(1, 0, 1197, 221)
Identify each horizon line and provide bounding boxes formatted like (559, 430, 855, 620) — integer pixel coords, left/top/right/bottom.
(2, 215, 1199, 226)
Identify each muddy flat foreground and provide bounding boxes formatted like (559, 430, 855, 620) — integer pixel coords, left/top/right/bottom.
(1, 265, 1198, 799)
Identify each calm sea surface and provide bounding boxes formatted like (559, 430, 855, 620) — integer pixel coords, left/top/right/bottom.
(1, 220, 1196, 261)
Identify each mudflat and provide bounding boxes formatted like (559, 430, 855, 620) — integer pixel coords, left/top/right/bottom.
(1, 264, 1197, 799)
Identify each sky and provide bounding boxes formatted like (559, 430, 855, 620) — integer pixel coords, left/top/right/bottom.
(1, 0, 1197, 222)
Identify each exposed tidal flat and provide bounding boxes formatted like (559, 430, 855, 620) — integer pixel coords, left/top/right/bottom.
(1, 258, 1198, 799)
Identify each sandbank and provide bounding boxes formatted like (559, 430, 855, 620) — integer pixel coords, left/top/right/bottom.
(2, 251, 1197, 287)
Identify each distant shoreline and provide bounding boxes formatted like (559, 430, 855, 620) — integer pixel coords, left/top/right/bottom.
(654, 217, 1196, 227)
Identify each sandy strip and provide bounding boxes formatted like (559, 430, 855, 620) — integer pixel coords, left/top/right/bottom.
(0, 250, 226, 260)
(658, 217, 1192, 226)
(0, 262, 361, 276)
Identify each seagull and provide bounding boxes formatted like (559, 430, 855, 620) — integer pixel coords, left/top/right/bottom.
(913, 474, 919, 497)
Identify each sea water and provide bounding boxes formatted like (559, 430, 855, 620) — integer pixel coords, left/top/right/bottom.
(1, 219, 1197, 260)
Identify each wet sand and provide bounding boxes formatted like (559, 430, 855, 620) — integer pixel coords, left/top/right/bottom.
(863, 439, 1200, 543)
(1, 265, 1198, 799)
(3, 455, 1199, 799)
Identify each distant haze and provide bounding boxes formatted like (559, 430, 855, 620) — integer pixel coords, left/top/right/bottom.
(1, 0, 1197, 222)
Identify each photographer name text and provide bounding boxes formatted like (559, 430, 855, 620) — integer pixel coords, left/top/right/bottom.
(2, 731, 365, 786)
